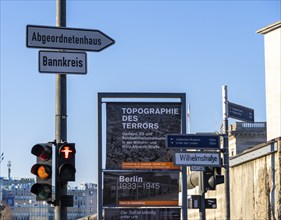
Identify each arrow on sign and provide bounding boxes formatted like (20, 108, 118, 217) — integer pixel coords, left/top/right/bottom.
(228, 102, 254, 122)
(26, 25, 115, 52)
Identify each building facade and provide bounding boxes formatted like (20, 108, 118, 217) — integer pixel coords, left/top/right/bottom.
(228, 122, 266, 156)
(257, 21, 281, 141)
(188, 21, 281, 219)
(0, 177, 97, 220)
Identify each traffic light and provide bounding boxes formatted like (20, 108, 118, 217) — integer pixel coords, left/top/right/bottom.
(57, 142, 76, 182)
(203, 167, 224, 192)
(31, 143, 53, 201)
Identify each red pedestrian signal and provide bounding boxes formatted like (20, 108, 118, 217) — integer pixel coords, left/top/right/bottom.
(30, 143, 53, 201)
(60, 145, 74, 159)
(57, 143, 76, 182)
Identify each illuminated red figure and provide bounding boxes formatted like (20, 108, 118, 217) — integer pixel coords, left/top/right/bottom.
(61, 146, 73, 159)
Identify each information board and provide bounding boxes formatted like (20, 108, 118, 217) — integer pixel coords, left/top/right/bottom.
(103, 171, 179, 207)
(104, 208, 181, 220)
(106, 102, 182, 170)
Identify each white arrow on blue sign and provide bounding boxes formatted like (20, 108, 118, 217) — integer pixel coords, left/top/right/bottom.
(228, 102, 254, 122)
(166, 134, 220, 150)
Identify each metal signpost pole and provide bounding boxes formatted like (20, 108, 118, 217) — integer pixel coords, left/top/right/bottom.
(181, 95, 187, 220)
(222, 85, 230, 220)
(199, 171, 206, 220)
(25, 3, 114, 218)
(167, 133, 221, 219)
(55, 0, 67, 219)
(97, 94, 103, 220)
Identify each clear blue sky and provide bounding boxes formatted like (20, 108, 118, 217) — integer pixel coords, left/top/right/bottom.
(1, 1, 280, 185)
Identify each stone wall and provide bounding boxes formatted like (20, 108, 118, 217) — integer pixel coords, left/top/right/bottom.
(187, 138, 280, 220)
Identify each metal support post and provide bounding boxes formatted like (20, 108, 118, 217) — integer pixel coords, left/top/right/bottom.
(199, 171, 206, 220)
(55, 0, 67, 219)
(181, 95, 188, 220)
(222, 85, 230, 220)
(182, 166, 188, 220)
(97, 95, 103, 220)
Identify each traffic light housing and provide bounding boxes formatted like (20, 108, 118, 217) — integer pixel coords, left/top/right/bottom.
(31, 143, 53, 201)
(57, 142, 76, 182)
(203, 167, 224, 192)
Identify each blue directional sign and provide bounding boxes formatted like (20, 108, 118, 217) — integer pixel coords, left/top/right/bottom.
(228, 102, 254, 122)
(166, 134, 220, 150)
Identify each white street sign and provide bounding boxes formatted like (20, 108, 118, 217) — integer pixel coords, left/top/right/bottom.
(39, 51, 87, 74)
(190, 166, 206, 171)
(27, 25, 115, 51)
(174, 152, 221, 167)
